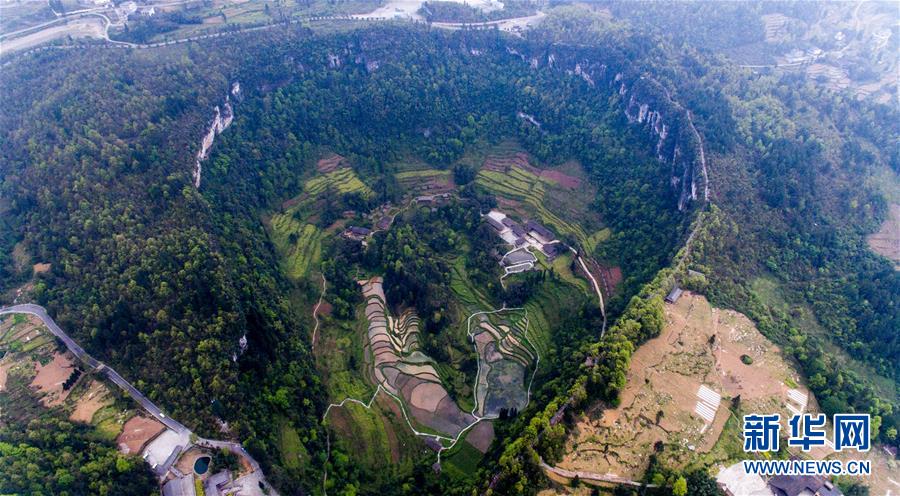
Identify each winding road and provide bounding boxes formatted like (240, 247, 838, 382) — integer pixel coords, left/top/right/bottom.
(0, 303, 189, 434)
(0, 303, 274, 493)
(1, 8, 545, 63)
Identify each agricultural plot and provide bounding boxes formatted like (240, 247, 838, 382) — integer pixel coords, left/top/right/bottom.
(474, 151, 606, 254)
(867, 202, 900, 269)
(0, 314, 121, 437)
(304, 167, 372, 198)
(269, 157, 374, 279)
(357, 277, 478, 440)
(269, 214, 324, 279)
(468, 309, 538, 417)
(326, 275, 545, 473)
(394, 168, 454, 196)
(558, 292, 814, 479)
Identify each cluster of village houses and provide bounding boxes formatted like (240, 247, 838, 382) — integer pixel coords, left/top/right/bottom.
(341, 206, 562, 275)
(483, 210, 562, 269)
(717, 465, 845, 496)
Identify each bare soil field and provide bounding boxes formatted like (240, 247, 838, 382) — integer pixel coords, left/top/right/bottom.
(69, 380, 111, 423)
(316, 153, 348, 174)
(464, 420, 494, 453)
(175, 447, 207, 476)
(559, 292, 810, 479)
(0, 360, 10, 392)
(315, 299, 333, 317)
(32, 262, 50, 274)
(30, 351, 77, 406)
(868, 203, 900, 269)
(1, 17, 105, 55)
(117, 415, 166, 454)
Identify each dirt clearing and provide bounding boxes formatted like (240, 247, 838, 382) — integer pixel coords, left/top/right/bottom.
(317, 154, 348, 174)
(868, 203, 900, 269)
(0, 360, 10, 392)
(117, 415, 166, 454)
(70, 380, 111, 423)
(465, 420, 495, 453)
(30, 351, 77, 406)
(1, 17, 106, 55)
(559, 291, 810, 479)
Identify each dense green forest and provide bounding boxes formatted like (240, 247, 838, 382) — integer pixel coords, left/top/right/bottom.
(1, 3, 897, 494)
(0, 24, 690, 493)
(0, 416, 157, 496)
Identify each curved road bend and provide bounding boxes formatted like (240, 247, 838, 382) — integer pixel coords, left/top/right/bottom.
(541, 461, 656, 489)
(0, 303, 274, 480)
(0, 303, 189, 433)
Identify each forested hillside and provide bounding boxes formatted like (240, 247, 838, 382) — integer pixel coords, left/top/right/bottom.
(1, 7, 896, 494)
(1, 25, 694, 493)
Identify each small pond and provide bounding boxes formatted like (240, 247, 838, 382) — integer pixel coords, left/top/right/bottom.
(194, 456, 211, 475)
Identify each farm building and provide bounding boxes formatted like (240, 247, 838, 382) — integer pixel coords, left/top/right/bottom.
(486, 216, 505, 232)
(415, 193, 451, 205)
(665, 286, 683, 304)
(541, 242, 562, 261)
(525, 220, 555, 243)
(376, 216, 393, 230)
(510, 224, 526, 238)
(343, 226, 371, 241)
(768, 475, 842, 496)
(716, 462, 773, 496)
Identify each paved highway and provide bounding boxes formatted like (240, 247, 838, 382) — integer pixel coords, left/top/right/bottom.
(0, 303, 188, 433)
(0, 303, 279, 493)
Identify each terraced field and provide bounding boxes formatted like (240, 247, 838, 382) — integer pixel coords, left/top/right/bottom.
(0, 314, 127, 440)
(357, 277, 477, 441)
(393, 167, 454, 197)
(304, 167, 373, 198)
(268, 215, 325, 279)
(468, 309, 538, 417)
(475, 164, 605, 253)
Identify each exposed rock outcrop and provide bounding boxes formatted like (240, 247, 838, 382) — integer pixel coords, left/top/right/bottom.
(192, 83, 237, 189)
(488, 42, 710, 211)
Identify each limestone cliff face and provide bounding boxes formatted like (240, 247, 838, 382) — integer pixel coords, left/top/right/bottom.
(192, 84, 238, 189)
(485, 43, 709, 212)
(621, 76, 708, 211)
(303, 37, 709, 211)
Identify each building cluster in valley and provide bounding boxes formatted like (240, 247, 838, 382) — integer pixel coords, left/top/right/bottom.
(717, 464, 844, 496)
(483, 210, 564, 273)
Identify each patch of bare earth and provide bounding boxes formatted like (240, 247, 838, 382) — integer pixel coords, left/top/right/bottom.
(0, 360, 10, 392)
(32, 262, 51, 274)
(482, 152, 530, 173)
(465, 421, 495, 453)
(117, 416, 166, 454)
(316, 153, 348, 174)
(30, 352, 77, 407)
(867, 203, 900, 269)
(316, 300, 333, 317)
(69, 380, 111, 423)
(540, 169, 581, 189)
(175, 447, 207, 476)
(559, 292, 810, 479)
